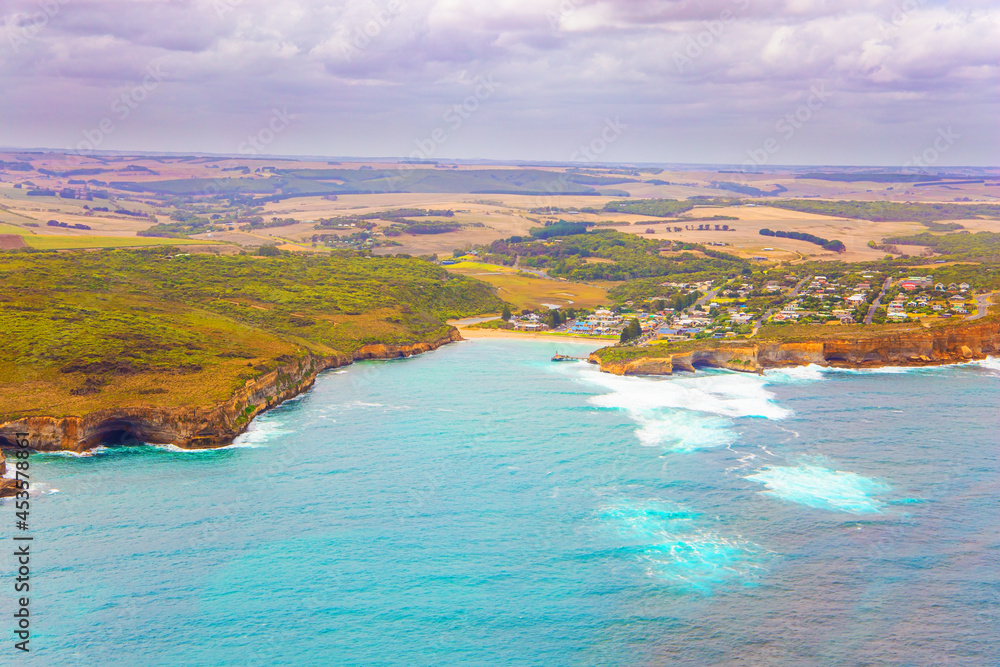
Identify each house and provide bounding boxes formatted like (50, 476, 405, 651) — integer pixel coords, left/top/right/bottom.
(949, 294, 967, 303)
(846, 294, 867, 304)
(934, 283, 945, 291)
(902, 276, 932, 288)
(959, 283, 970, 292)
(954, 307, 968, 314)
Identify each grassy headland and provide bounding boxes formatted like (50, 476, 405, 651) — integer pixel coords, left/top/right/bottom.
(0, 248, 501, 420)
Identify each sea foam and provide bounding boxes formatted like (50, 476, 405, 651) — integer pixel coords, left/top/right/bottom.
(599, 498, 766, 592)
(746, 463, 890, 514)
(576, 365, 788, 451)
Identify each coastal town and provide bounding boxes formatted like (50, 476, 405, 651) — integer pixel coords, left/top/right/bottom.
(495, 270, 987, 343)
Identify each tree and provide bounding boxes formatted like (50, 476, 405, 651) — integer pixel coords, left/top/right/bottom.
(501, 304, 512, 321)
(620, 318, 642, 343)
(256, 245, 280, 256)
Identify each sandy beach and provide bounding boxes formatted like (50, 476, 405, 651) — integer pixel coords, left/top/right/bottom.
(451, 323, 615, 344)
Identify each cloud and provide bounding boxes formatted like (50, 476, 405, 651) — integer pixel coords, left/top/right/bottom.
(0, 0, 996, 164)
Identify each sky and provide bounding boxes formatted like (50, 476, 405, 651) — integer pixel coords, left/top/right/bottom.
(1, 0, 997, 166)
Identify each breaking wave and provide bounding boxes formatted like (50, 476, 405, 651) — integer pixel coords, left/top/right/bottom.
(575, 365, 788, 451)
(598, 498, 767, 592)
(746, 462, 890, 514)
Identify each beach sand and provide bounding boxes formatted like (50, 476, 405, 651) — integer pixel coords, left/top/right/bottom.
(452, 324, 615, 344)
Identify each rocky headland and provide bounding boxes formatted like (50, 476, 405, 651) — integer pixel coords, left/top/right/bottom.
(590, 319, 1000, 376)
(0, 330, 461, 454)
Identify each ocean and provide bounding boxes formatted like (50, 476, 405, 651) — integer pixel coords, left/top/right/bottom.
(8, 339, 1000, 665)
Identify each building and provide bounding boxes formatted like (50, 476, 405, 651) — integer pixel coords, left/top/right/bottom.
(901, 276, 932, 289)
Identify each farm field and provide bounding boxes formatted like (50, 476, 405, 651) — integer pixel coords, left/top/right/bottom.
(23, 235, 216, 250)
(443, 261, 609, 311)
(2, 152, 1000, 263)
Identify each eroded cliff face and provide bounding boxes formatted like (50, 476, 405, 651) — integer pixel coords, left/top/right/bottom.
(592, 321, 1000, 376)
(0, 329, 462, 453)
(0, 451, 19, 498)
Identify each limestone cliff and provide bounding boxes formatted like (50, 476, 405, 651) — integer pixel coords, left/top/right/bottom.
(0, 329, 461, 453)
(0, 451, 19, 498)
(591, 320, 1000, 376)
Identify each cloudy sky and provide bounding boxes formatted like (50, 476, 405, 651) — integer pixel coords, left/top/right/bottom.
(1, 0, 997, 166)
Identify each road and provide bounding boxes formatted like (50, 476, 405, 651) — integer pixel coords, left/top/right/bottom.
(751, 275, 811, 335)
(512, 254, 561, 281)
(693, 288, 720, 311)
(967, 292, 996, 320)
(633, 287, 719, 346)
(864, 277, 892, 325)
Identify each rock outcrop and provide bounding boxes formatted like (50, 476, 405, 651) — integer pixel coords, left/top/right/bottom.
(0, 329, 461, 453)
(0, 451, 20, 498)
(592, 320, 1000, 376)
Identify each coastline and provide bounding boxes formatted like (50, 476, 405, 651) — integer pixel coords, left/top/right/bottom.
(9, 314, 999, 454)
(589, 317, 1000, 376)
(0, 329, 463, 455)
(451, 323, 616, 344)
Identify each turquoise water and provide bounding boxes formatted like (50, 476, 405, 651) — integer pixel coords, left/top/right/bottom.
(6, 339, 1000, 664)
